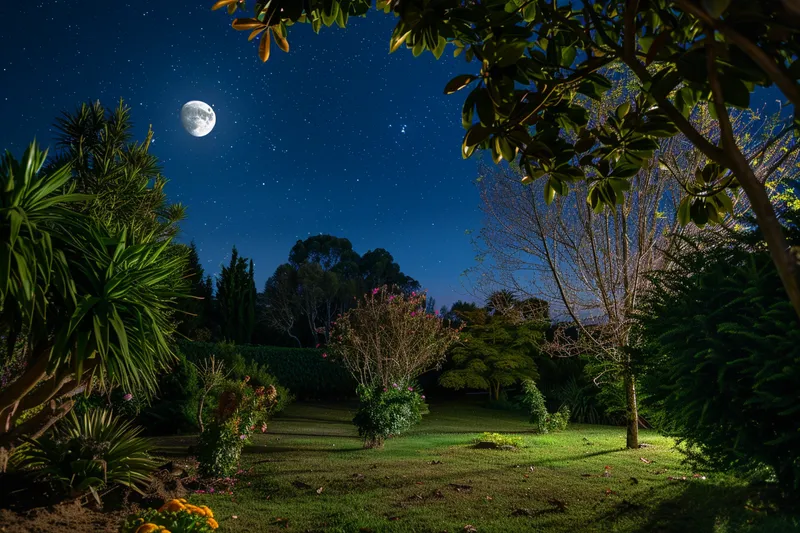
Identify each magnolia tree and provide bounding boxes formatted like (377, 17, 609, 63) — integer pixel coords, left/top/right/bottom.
(328, 286, 462, 388)
(327, 286, 461, 447)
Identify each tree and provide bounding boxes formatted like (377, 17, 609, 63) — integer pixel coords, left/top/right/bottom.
(0, 142, 187, 454)
(261, 264, 302, 347)
(359, 248, 421, 295)
(637, 191, 800, 497)
(328, 286, 462, 388)
(439, 305, 545, 401)
(216, 247, 256, 344)
(214, 0, 800, 320)
(176, 242, 214, 340)
(47, 100, 185, 240)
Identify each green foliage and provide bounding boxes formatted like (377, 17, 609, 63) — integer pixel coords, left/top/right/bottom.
(439, 305, 545, 401)
(48, 99, 185, 239)
(638, 225, 800, 493)
(472, 432, 523, 448)
(217, 246, 256, 345)
(180, 340, 338, 400)
(551, 376, 604, 425)
(137, 350, 202, 435)
(352, 382, 427, 448)
(197, 378, 280, 478)
(18, 409, 157, 497)
(520, 380, 570, 434)
(176, 241, 215, 340)
(0, 141, 188, 448)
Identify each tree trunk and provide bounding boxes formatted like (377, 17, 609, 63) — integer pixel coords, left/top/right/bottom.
(623, 370, 639, 449)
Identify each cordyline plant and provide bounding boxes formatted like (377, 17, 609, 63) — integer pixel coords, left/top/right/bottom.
(327, 286, 462, 388)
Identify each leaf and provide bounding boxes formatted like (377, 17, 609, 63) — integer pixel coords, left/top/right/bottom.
(616, 102, 631, 119)
(273, 26, 290, 53)
(476, 89, 494, 126)
(212, 0, 239, 10)
(249, 27, 267, 41)
(720, 75, 750, 108)
(646, 30, 672, 66)
(701, 0, 732, 18)
(316, 486, 325, 494)
(639, 457, 652, 464)
(232, 18, 265, 30)
(390, 30, 412, 53)
(444, 74, 478, 95)
(259, 29, 272, 62)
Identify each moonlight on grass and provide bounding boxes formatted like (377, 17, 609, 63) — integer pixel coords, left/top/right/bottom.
(181, 101, 216, 137)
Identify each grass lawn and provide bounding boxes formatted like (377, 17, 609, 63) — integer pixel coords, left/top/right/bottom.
(154, 401, 797, 533)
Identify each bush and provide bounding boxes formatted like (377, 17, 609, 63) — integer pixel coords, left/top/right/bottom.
(180, 341, 347, 400)
(520, 380, 570, 433)
(638, 238, 800, 495)
(137, 351, 201, 435)
(18, 409, 157, 499)
(473, 432, 523, 448)
(120, 499, 218, 532)
(197, 379, 279, 478)
(352, 382, 427, 448)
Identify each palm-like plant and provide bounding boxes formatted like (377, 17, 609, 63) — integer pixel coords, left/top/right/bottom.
(0, 142, 187, 451)
(47, 100, 185, 240)
(19, 409, 158, 497)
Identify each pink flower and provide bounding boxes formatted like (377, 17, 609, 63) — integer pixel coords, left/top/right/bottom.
(316, 343, 320, 348)
(388, 295, 395, 301)
(322, 353, 328, 358)
(412, 292, 416, 296)
(408, 387, 414, 391)
(383, 387, 388, 392)
(240, 434, 247, 440)
(122, 393, 133, 401)
(411, 312, 416, 317)
(421, 395, 426, 399)
(261, 423, 268, 433)
(372, 288, 380, 295)
(392, 383, 398, 388)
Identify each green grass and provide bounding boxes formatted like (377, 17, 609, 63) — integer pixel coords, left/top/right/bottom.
(154, 401, 797, 533)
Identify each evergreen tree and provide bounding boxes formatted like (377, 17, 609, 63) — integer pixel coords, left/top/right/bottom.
(176, 242, 214, 339)
(217, 246, 256, 344)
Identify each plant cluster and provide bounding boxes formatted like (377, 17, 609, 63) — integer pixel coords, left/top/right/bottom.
(197, 378, 279, 478)
(17, 409, 157, 501)
(352, 382, 427, 448)
(520, 380, 570, 434)
(120, 499, 218, 532)
(473, 432, 524, 448)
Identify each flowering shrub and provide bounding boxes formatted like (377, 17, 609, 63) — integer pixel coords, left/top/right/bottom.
(352, 382, 427, 448)
(328, 286, 462, 388)
(196, 378, 278, 478)
(120, 499, 218, 532)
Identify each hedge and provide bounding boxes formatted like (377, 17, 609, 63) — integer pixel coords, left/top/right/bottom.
(178, 341, 355, 399)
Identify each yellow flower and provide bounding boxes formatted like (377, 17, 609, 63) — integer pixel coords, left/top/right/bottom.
(178, 498, 187, 503)
(207, 517, 219, 529)
(134, 524, 161, 533)
(158, 500, 185, 513)
(184, 504, 205, 516)
(162, 530, 172, 533)
(200, 505, 214, 518)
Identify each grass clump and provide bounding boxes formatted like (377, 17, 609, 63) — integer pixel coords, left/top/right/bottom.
(472, 432, 523, 448)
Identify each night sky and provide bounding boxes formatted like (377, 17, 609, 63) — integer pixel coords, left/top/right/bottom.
(0, 2, 484, 307)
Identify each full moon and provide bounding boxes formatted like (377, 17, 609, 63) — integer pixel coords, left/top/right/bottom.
(181, 101, 216, 137)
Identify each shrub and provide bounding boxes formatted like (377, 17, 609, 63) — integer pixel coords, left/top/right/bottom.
(552, 376, 604, 425)
(352, 382, 427, 448)
(19, 409, 157, 499)
(520, 380, 570, 433)
(120, 499, 218, 532)
(197, 378, 279, 478)
(179, 340, 352, 400)
(473, 432, 523, 448)
(638, 236, 800, 495)
(137, 351, 201, 435)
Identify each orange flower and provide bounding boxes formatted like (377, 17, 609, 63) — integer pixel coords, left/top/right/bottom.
(135, 524, 161, 533)
(207, 517, 219, 529)
(200, 505, 214, 518)
(158, 499, 185, 513)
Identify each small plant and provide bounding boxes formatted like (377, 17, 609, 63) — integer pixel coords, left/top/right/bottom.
(473, 432, 523, 448)
(520, 380, 570, 434)
(352, 382, 427, 448)
(19, 409, 157, 500)
(120, 499, 218, 532)
(197, 378, 279, 478)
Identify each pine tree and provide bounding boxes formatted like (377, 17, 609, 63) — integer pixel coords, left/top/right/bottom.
(217, 246, 256, 344)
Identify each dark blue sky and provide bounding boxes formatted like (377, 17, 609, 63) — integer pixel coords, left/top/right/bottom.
(0, 2, 483, 307)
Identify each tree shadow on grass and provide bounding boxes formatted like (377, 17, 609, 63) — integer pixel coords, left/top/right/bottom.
(627, 482, 758, 533)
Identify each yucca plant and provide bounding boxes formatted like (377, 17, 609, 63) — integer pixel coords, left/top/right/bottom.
(0, 141, 188, 451)
(19, 409, 158, 499)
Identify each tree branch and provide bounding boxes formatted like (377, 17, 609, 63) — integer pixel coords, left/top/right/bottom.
(675, 0, 800, 108)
